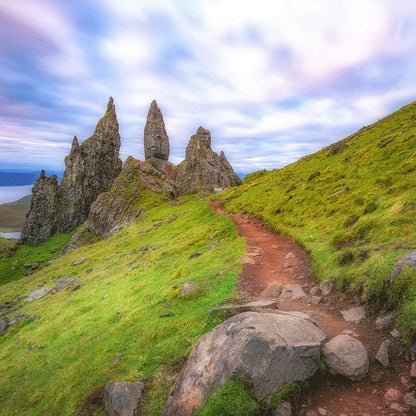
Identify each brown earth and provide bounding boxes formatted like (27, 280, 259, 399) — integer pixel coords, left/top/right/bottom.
(209, 200, 416, 416)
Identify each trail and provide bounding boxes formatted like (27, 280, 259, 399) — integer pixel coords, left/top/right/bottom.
(210, 200, 414, 416)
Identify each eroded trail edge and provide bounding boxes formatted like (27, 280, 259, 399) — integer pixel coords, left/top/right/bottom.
(210, 200, 414, 416)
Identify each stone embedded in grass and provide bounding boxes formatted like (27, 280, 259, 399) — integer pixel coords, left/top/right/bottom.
(390, 252, 416, 282)
(180, 281, 199, 295)
(375, 315, 393, 331)
(328, 186, 349, 199)
(23, 262, 40, 270)
(159, 313, 174, 318)
(25, 288, 52, 303)
(0, 317, 10, 332)
(162, 311, 326, 416)
(319, 279, 333, 296)
(341, 306, 366, 323)
(188, 252, 201, 260)
(323, 335, 369, 380)
(104, 381, 144, 416)
(52, 277, 81, 294)
(71, 257, 88, 266)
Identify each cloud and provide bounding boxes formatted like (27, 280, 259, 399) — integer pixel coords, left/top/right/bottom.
(0, 0, 416, 173)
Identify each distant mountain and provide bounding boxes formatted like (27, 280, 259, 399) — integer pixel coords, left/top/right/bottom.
(0, 194, 31, 232)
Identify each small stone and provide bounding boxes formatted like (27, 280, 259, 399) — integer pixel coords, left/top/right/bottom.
(404, 393, 416, 407)
(280, 284, 306, 300)
(110, 354, 121, 369)
(384, 388, 402, 405)
(72, 257, 88, 266)
(390, 328, 400, 338)
(207, 241, 219, 251)
(390, 402, 407, 412)
(411, 343, 416, 361)
(401, 376, 410, 386)
(104, 381, 144, 416)
(318, 407, 327, 416)
(311, 296, 322, 305)
(370, 371, 383, 383)
(375, 340, 391, 367)
(164, 302, 170, 308)
(410, 362, 416, 378)
(286, 252, 295, 259)
(239, 256, 255, 264)
(319, 280, 333, 296)
(180, 281, 199, 296)
(102, 294, 108, 299)
(375, 315, 393, 331)
(341, 306, 366, 323)
(309, 286, 321, 296)
(273, 401, 292, 416)
(189, 252, 201, 260)
(159, 313, 174, 318)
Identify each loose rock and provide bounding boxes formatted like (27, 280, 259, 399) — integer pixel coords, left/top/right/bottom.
(323, 335, 369, 380)
(261, 282, 283, 298)
(384, 388, 402, 406)
(375, 340, 391, 367)
(404, 393, 416, 407)
(319, 280, 332, 296)
(309, 286, 321, 296)
(162, 312, 326, 416)
(280, 284, 307, 300)
(375, 315, 393, 331)
(341, 306, 366, 323)
(104, 381, 144, 416)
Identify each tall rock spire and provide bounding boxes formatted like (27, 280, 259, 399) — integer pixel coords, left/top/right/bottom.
(143, 100, 170, 169)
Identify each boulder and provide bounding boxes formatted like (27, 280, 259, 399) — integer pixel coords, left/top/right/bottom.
(104, 381, 144, 416)
(25, 288, 51, 302)
(341, 306, 366, 323)
(162, 311, 326, 416)
(280, 284, 306, 300)
(52, 277, 81, 294)
(390, 252, 416, 282)
(323, 335, 369, 380)
(176, 127, 241, 195)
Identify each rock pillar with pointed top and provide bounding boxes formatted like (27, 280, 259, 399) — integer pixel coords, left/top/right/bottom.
(143, 100, 170, 169)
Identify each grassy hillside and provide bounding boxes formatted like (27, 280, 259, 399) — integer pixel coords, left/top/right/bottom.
(221, 101, 416, 338)
(0, 198, 244, 415)
(0, 194, 31, 232)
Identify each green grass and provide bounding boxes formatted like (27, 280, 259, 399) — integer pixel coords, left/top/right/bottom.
(0, 199, 245, 415)
(220, 100, 416, 338)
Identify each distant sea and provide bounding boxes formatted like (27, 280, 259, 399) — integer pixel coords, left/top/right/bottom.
(0, 232, 21, 239)
(0, 185, 33, 204)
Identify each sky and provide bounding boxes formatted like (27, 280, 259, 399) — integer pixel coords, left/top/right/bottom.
(1, 0, 416, 175)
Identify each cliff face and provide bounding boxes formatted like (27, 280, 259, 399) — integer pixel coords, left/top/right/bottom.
(21, 98, 122, 246)
(176, 126, 242, 195)
(20, 171, 59, 246)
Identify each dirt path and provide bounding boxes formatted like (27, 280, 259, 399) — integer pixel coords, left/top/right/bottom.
(210, 200, 415, 416)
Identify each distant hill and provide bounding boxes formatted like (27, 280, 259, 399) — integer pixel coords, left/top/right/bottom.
(0, 170, 63, 186)
(0, 194, 31, 232)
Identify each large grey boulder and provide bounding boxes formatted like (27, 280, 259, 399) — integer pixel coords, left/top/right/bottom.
(176, 127, 241, 195)
(52, 277, 81, 294)
(390, 252, 416, 282)
(162, 311, 326, 416)
(104, 381, 144, 416)
(323, 335, 369, 380)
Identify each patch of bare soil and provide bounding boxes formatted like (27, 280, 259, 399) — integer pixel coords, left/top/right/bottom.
(209, 200, 415, 416)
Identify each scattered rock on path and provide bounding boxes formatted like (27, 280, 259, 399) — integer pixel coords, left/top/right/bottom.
(261, 282, 283, 298)
(52, 277, 81, 294)
(375, 339, 391, 367)
(375, 315, 393, 331)
(280, 284, 306, 300)
(404, 392, 416, 407)
(273, 401, 292, 416)
(323, 335, 369, 380)
(309, 286, 321, 296)
(341, 306, 366, 323)
(162, 312, 326, 416)
(180, 281, 199, 296)
(390, 252, 416, 282)
(410, 362, 416, 378)
(25, 288, 52, 303)
(207, 299, 278, 317)
(104, 381, 144, 416)
(319, 280, 332, 296)
(384, 388, 402, 406)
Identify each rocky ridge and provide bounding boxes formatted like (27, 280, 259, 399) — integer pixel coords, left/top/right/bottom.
(21, 97, 122, 246)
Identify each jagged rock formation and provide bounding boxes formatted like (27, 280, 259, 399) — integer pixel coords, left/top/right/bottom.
(21, 98, 122, 246)
(176, 126, 241, 195)
(64, 156, 175, 251)
(144, 100, 170, 170)
(20, 171, 59, 246)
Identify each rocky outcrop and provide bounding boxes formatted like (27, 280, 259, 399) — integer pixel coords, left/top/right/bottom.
(64, 157, 173, 251)
(20, 171, 59, 246)
(162, 311, 326, 416)
(21, 98, 122, 246)
(144, 100, 170, 170)
(176, 127, 241, 195)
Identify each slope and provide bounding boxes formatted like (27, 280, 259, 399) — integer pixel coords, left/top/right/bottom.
(0, 198, 244, 415)
(221, 100, 416, 337)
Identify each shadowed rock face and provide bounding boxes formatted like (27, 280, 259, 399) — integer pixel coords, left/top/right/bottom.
(176, 126, 242, 195)
(144, 100, 170, 168)
(21, 98, 122, 246)
(20, 171, 59, 246)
